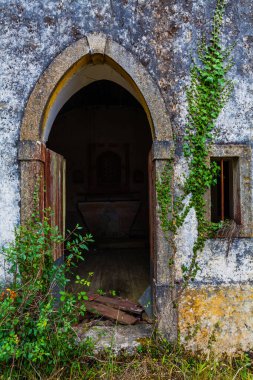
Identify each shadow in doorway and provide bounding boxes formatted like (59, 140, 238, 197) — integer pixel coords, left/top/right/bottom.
(47, 80, 152, 303)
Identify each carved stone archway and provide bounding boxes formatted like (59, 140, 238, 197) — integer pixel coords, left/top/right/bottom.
(18, 34, 176, 339)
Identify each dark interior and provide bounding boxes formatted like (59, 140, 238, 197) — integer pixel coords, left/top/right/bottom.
(47, 80, 152, 302)
(211, 158, 233, 222)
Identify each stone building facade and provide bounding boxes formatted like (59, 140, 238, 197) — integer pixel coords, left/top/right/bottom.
(0, 0, 252, 353)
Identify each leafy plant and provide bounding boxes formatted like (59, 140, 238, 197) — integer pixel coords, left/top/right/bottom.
(0, 205, 93, 377)
(157, 0, 234, 288)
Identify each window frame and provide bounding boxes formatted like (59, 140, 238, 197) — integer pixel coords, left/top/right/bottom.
(206, 144, 252, 238)
(210, 156, 241, 224)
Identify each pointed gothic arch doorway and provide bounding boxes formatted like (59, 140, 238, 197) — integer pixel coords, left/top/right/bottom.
(19, 35, 176, 336)
(47, 80, 152, 301)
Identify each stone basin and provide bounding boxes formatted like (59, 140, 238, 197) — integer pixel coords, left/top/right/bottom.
(78, 201, 140, 239)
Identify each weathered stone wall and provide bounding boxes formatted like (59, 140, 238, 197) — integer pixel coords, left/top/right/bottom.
(0, 0, 252, 352)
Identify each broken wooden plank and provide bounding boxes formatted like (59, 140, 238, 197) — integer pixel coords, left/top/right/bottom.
(84, 301, 138, 325)
(88, 293, 143, 315)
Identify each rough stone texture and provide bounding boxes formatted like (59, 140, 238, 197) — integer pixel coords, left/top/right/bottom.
(179, 285, 253, 354)
(20, 36, 173, 142)
(0, 0, 253, 352)
(75, 324, 153, 354)
(176, 238, 253, 285)
(18, 141, 46, 222)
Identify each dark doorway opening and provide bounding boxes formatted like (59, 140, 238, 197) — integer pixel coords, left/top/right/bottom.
(47, 80, 152, 302)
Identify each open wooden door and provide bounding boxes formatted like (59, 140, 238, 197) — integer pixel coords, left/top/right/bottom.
(45, 148, 66, 261)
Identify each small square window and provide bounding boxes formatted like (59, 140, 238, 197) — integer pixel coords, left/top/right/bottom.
(207, 144, 252, 237)
(211, 157, 241, 224)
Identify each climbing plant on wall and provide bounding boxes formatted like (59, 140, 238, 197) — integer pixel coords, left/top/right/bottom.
(157, 0, 234, 288)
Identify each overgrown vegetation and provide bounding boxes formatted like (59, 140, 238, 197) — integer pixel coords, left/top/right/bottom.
(0, 203, 94, 378)
(157, 0, 234, 286)
(80, 339, 253, 380)
(1, 333, 253, 379)
(2, 205, 252, 380)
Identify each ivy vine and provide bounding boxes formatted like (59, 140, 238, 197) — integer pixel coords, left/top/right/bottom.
(157, 0, 234, 289)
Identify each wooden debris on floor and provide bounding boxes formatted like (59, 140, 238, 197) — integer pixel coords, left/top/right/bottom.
(82, 293, 152, 325)
(88, 293, 143, 315)
(85, 301, 138, 325)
